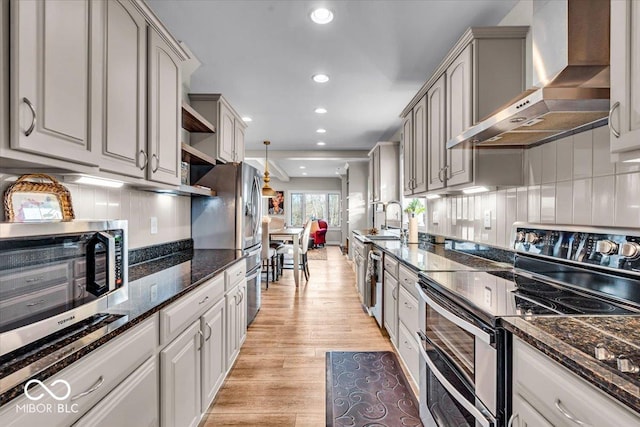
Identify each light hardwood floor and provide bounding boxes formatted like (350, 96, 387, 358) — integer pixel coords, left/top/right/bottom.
(201, 246, 409, 426)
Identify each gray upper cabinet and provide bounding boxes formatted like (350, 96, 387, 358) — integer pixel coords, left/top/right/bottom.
(189, 94, 248, 164)
(427, 75, 446, 191)
(402, 96, 427, 196)
(147, 25, 181, 185)
(368, 142, 399, 203)
(446, 44, 473, 187)
(98, 0, 147, 179)
(610, 0, 640, 161)
(401, 113, 413, 195)
(10, 0, 98, 166)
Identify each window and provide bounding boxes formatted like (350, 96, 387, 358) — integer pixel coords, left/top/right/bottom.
(290, 192, 341, 227)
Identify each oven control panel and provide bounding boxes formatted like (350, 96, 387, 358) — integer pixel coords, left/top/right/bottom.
(513, 225, 640, 274)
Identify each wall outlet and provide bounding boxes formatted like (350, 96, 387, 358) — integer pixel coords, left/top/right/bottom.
(483, 210, 492, 229)
(484, 287, 492, 307)
(432, 210, 439, 225)
(150, 217, 158, 234)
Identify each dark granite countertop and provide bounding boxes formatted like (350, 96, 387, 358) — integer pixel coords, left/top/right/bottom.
(373, 240, 513, 272)
(502, 316, 640, 415)
(0, 248, 243, 407)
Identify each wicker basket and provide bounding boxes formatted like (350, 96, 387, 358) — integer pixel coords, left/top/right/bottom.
(4, 174, 75, 222)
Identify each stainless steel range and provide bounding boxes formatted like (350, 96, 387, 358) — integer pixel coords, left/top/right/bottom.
(416, 224, 640, 427)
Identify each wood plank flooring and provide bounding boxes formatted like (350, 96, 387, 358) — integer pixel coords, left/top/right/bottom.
(201, 246, 412, 426)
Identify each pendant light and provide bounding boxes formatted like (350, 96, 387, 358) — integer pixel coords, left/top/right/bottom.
(261, 140, 277, 197)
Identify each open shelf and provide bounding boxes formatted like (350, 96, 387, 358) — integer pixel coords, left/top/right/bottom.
(178, 184, 216, 197)
(181, 143, 216, 166)
(181, 102, 215, 133)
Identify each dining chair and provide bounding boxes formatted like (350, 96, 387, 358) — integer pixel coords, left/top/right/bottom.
(277, 221, 312, 281)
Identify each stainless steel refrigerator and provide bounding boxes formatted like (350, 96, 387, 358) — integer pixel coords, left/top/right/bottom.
(192, 163, 262, 325)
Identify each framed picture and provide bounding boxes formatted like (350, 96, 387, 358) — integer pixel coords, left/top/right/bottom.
(268, 191, 285, 216)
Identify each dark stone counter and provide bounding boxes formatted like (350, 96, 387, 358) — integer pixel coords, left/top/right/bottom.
(501, 316, 640, 415)
(0, 248, 243, 407)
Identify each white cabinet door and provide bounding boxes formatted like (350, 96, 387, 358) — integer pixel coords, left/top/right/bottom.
(160, 320, 202, 427)
(427, 75, 446, 191)
(237, 281, 247, 346)
(74, 357, 158, 427)
(370, 146, 380, 201)
(610, 0, 640, 155)
(413, 95, 428, 194)
(219, 102, 236, 163)
(147, 26, 181, 185)
(383, 271, 398, 346)
(234, 119, 245, 162)
(201, 298, 226, 412)
(11, 0, 97, 165)
(398, 321, 419, 385)
(225, 285, 239, 369)
(446, 44, 473, 187)
(401, 114, 413, 195)
(511, 394, 553, 427)
(98, 0, 146, 178)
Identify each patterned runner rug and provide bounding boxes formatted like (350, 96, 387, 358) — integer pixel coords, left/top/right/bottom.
(326, 351, 422, 427)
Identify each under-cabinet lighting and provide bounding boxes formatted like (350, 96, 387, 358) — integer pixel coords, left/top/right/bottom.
(426, 194, 441, 200)
(462, 186, 489, 194)
(623, 158, 640, 163)
(312, 74, 330, 83)
(310, 8, 334, 24)
(74, 176, 124, 188)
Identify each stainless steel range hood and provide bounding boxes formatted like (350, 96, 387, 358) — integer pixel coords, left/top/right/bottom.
(447, 0, 610, 149)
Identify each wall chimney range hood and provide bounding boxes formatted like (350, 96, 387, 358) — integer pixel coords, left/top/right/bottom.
(447, 0, 610, 149)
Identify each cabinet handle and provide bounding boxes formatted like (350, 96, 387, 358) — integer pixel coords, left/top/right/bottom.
(151, 154, 159, 172)
(26, 299, 46, 307)
(609, 101, 621, 138)
(205, 322, 212, 341)
(507, 413, 518, 427)
(25, 276, 44, 283)
(237, 290, 244, 305)
(403, 340, 412, 350)
(554, 399, 589, 426)
(70, 376, 104, 401)
(198, 296, 209, 305)
(23, 97, 36, 136)
(197, 329, 204, 350)
(138, 150, 148, 170)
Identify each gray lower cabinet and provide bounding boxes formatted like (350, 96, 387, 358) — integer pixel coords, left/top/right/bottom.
(201, 298, 226, 412)
(160, 320, 202, 427)
(73, 357, 158, 427)
(225, 281, 247, 369)
(383, 271, 398, 346)
(510, 393, 553, 427)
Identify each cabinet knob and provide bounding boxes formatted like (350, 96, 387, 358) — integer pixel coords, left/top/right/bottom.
(596, 240, 618, 255)
(594, 343, 615, 361)
(617, 355, 639, 373)
(620, 242, 640, 259)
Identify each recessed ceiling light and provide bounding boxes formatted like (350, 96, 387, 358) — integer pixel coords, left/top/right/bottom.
(300, 166, 306, 169)
(310, 8, 333, 24)
(316, 128, 326, 134)
(314, 107, 327, 114)
(312, 74, 329, 83)
(302, 172, 308, 176)
(241, 116, 252, 122)
(316, 141, 326, 146)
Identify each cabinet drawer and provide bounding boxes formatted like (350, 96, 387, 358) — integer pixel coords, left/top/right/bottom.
(398, 321, 419, 386)
(383, 254, 398, 279)
(0, 315, 157, 427)
(160, 274, 224, 345)
(224, 261, 245, 291)
(513, 338, 640, 427)
(398, 264, 419, 300)
(398, 285, 419, 333)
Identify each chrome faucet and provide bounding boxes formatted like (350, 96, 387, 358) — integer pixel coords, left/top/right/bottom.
(385, 200, 406, 242)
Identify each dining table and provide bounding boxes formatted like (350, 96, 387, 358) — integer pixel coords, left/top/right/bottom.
(269, 227, 304, 287)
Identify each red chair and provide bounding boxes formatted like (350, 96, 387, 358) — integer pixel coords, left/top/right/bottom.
(312, 219, 328, 247)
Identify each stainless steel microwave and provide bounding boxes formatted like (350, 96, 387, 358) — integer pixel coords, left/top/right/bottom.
(0, 220, 128, 356)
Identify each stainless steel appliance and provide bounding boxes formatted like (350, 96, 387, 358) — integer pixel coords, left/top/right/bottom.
(416, 223, 640, 427)
(191, 163, 263, 325)
(0, 220, 128, 356)
(368, 248, 383, 327)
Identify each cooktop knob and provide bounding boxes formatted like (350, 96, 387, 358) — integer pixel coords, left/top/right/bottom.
(594, 343, 615, 361)
(525, 232, 540, 244)
(596, 239, 618, 255)
(617, 355, 640, 373)
(620, 242, 640, 259)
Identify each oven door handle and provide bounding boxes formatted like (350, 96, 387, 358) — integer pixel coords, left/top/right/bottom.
(417, 333, 495, 427)
(416, 285, 492, 345)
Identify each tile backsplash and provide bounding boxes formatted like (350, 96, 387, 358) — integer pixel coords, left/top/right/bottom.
(0, 175, 191, 249)
(425, 126, 640, 249)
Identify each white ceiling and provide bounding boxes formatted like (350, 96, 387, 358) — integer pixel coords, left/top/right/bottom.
(148, 0, 518, 177)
